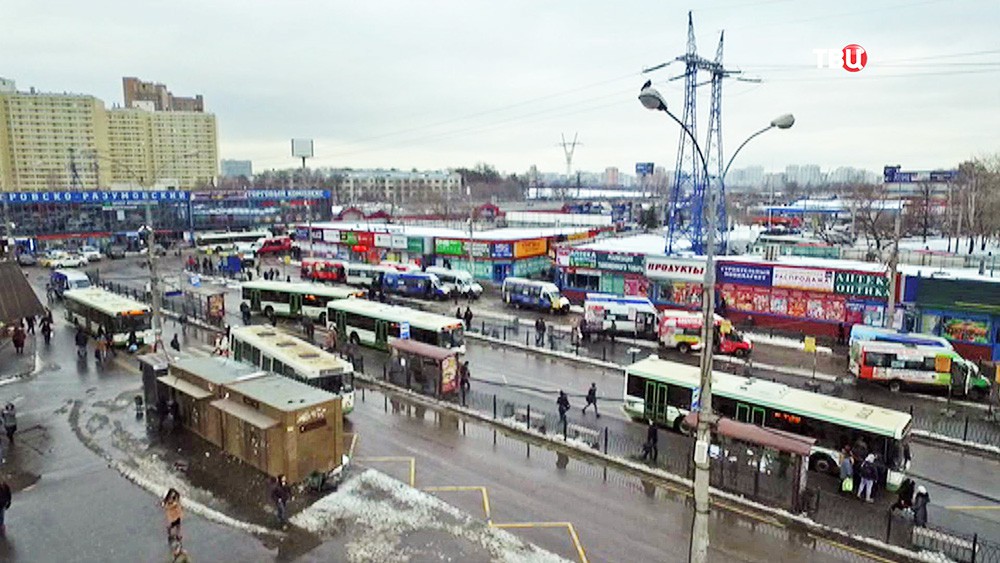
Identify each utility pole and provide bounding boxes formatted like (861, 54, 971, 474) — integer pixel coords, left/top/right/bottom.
(885, 182, 902, 329)
(144, 203, 164, 353)
(467, 184, 474, 278)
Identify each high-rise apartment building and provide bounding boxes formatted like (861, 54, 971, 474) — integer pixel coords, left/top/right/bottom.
(122, 77, 204, 112)
(0, 77, 218, 191)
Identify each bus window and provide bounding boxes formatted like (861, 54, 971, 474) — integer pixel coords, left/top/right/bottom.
(626, 374, 647, 398)
(666, 385, 692, 409)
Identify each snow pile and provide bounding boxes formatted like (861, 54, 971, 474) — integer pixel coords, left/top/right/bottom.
(292, 469, 568, 563)
(744, 332, 833, 355)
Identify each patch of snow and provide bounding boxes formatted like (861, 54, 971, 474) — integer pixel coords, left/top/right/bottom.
(743, 332, 833, 355)
(911, 430, 1000, 456)
(293, 469, 568, 563)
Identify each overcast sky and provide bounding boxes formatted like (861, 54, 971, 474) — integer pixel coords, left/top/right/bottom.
(4, 0, 999, 176)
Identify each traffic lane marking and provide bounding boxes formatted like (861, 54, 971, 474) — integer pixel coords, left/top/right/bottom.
(492, 521, 588, 563)
(807, 534, 898, 563)
(423, 486, 492, 524)
(946, 505, 1000, 511)
(355, 456, 416, 487)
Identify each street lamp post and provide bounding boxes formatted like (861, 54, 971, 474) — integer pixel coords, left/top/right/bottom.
(639, 85, 792, 563)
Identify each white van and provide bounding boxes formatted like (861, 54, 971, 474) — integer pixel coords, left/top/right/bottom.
(426, 267, 483, 299)
(581, 293, 658, 340)
(50, 269, 92, 298)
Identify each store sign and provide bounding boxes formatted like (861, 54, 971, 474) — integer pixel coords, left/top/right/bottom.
(245, 189, 330, 200)
(568, 250, 598, 269)
(717, 263, 773, 287)
(407, 237, 426, 254)
(340, 231, 358, 245)
(357, 232, 374, 246)
(435, 239, 466, 256)
(4, 190, 190, 204)
(390, 234, 408, 249)
(645, 257, 706, 282)
(374, 233, 392, 248)
(597, 252, 645, 274)
(311, 228, 325, 242)
(773, 266, 834, 292)
(469, 241, 491, 258)
(834, 272, 888, 298)
(513, 238, 547, 258)
(492, 243, 513, 259)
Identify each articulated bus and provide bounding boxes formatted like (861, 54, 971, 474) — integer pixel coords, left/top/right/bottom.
(623, 355, 912, 484)
(193, 230, 272, 253)
(229, 325, 355, 414)
(326, 299, 466, 353)
(241, 280, 362, 323)
(64, 287, 154, 346)
(850, 340, 990, 397)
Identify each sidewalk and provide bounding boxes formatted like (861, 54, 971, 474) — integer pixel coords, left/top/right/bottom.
(0, 335, 38, 383)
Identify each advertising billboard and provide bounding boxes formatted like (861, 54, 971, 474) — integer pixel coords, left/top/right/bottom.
(717, 263, 773, 287)
(513, 238, 547, 258)
(374, 233, 392, 248)
(645, 257, 706, 282)
(833, 271, 888, 299)
(291, 138, 314, 158)
(492, 243, 513, 259)
(772, 266, 834, 292)
(596, 252, 645, 274)
(435, 239, 465, 256)
(390, 234, 408, 249)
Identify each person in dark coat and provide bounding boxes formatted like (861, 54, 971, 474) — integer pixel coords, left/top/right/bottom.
(459, 361, 471, 395)
(271, 474, 291, 528)
(0, 480, 11, 536)
(463, 307, 473, 331)
(40, 320, 52, 345)
(912, 486, 929, 527)
(24, 316, 34, 335)
(2, 404, 16, 446)
(556, 391, 570, 424)
(582, 383, 599, 418)
(891, 478, 916, 512)
(75, 327, 89, 357)
(535, 318, 546, 346)
(642, 420, 659, 462)
(170, 334, 181, 352)
(11, 326, 25, 355)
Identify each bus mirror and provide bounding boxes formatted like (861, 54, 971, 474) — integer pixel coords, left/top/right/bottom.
(935, 354, 951, 373)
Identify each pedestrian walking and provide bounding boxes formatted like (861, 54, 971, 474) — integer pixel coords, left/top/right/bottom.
(582, 383, 600, 418)
(839, 448, 854, 494)
(535, 318, 546, 346)
(162, 488, 183, 542)
(43, 308, 53, 326)
(127, 330, 138, 353)
(24, 316, 34, 335)
(459, 361, 471, 394)
(105, 331, 116, 358)
(556, 390, 570, 425)
(324, 329, 338, 354)
(891, 478, 916, 512)
(40, 321, 52, 346)
(11, 326, 25, 355)
(456, 307, 462, 322)
(0, 480, 11, 536)
(170, 334, 181, 352)
(912, 486, 930, 527)
(95, 337, 108, 363)
(642, 420, 658, 462)
(856, 453, 877, 502)
(170, 539, 191, 562)
(271, 474, 291, 528)
(463, 306, 473, 331)
(75, 327, 88, 358)
(2, 405, 15, 446)
(240, 302, 252, 325)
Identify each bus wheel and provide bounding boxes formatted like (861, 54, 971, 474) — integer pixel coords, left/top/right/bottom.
(264, 306, 275, 319)
(678, 343, 691, 354)
(350, 332, 360, 345)
(810, 454, 835, 474)
(888, 380, 903, 393)
(673, 416, 687, 434)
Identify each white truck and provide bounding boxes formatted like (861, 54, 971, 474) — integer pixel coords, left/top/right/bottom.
(581, 293, 659, 340)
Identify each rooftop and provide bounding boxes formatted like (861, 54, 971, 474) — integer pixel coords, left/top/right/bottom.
(228, 372, 337, 412)
(305, 222, 589, 241)
(171, 356, 260, 386)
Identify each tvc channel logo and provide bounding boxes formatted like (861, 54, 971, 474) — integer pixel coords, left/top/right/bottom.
(813, 44, 867, 72)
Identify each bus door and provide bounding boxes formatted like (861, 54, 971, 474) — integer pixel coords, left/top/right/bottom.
(643, 380, 669, 423)
(334, 310, 347, 337)
(289, 293, 303, 317)
(249, 289, 262, 311)
(735, 403, 766, 426)
(949, 361, 968, 395)
(375, 319, 389, 349)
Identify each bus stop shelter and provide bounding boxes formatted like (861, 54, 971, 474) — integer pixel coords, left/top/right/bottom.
(388, 338, 460, 398)
(684, 413, 816, 511)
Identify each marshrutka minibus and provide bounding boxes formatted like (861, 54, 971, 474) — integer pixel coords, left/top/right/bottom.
(849, 340, 989, 397)
(229, 325, 355, 414)
(327, 299, 466, 353)
(623, 355, 912, 488)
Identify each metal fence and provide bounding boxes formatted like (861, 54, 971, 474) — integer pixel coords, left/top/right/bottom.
(99, 281, 224, 328)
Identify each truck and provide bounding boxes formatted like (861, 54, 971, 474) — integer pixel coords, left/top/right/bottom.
(501, 277, 570, 314)
(581, 293, 658, 340)
(658, 309, 752, 357)
(382, 271, 451, 300)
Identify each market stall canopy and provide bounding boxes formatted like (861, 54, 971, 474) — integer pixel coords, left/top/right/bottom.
(0, 261, 45, 324)
(389, 338, 457, 361)
(683, 413, 815, 456)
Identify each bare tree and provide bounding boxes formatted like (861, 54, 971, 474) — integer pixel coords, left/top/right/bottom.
(848, 183, 896, 258)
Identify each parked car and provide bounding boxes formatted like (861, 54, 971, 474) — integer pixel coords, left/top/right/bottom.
(79, 245, 103, 262)
(16, 253, 37, 266)
(52, 253, 88, 268)
(105, 245, 126, 259)
(38, 249, 69, 268)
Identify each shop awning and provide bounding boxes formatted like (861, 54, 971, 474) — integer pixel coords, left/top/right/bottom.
(157, 375, 212, 400)
(211, 398, 278, 430)
(0, 261, 45, 325)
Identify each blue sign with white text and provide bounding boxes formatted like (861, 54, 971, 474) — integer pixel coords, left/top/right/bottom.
(717, 263, 773, 287)
(4, 190, 190, 204)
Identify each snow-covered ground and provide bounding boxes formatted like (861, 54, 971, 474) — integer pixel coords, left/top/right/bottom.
(293, 469, 569, 563)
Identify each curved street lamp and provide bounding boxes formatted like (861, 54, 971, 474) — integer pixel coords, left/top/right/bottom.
(638, 82, 793, 563)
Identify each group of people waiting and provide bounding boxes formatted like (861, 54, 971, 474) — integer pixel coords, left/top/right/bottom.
(839, 440, 928, 526)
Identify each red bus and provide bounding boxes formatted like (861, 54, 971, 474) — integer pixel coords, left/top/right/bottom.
(300, 258, 347, 283)
(256, 236, 293, 256)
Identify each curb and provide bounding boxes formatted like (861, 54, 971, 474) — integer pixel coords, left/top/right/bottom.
(912, 430, 1000, 458)
(467, 331, 622, 371)
(355, 373, 935, 563)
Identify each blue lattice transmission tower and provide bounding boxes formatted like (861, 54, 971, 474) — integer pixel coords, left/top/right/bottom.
(643, 12, 751, 255)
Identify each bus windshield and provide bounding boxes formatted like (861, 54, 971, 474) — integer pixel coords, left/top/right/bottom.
(118, 311, 152, 332)
(440, 327, 465, 350)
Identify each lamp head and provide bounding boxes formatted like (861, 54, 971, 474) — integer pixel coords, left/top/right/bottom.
(638, 86, 667, 112)
(770, 114, 795, 129)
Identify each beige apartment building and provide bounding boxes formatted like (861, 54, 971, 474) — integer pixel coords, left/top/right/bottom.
(0, 77, 217, 191)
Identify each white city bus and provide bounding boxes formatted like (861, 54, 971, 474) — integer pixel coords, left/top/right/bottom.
(64, 287, 154, 346)
(229, 325, 355, 414)
(623, 355, 912, 484)
(240, 280, 363, 323)
(327, 299, 466, 353)
(344, 263, 394, 287)
(193, 230, 272, 253)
